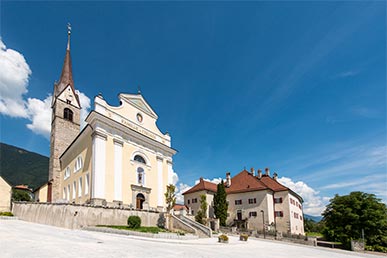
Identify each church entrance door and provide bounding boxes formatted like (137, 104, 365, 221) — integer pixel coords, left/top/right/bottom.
(136, 193, 145, 209)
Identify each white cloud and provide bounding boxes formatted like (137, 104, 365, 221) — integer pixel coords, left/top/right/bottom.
(278, 176, 329, 216)
(26, 95, 52, 139)
(0, 39, 31, 118)
(0, 39, 91, 139)
(194, 177, 224, 185)
(175, 182, 191, 204)
(77, 90, 91, 129)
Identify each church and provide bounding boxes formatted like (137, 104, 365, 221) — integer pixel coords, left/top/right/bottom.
(46, 26, 177, 211)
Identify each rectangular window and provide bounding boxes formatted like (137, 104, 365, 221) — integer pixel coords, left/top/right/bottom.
(73, 181, 76, 200)
(192, 198, 198, 203)
(248, 198, 257, 204)
(67, 185, 71, 201)
(274, 197, 283, 203)
(85, 173, 89, 195)
(78, 177, 82, 197)
(294, 213, 299, 219)
(235, 200, 242, 205)
(249, 211, 257, 217)
(187, 200, 190, 204)
(275, 211, 284, 217)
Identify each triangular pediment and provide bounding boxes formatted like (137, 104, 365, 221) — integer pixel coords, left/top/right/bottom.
(119, 94, 158, 119)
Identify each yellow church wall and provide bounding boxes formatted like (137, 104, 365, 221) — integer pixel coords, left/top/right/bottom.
(61, 128, 93, 204)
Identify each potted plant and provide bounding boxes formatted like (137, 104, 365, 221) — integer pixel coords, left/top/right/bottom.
(239, 233, 249, 241)
(218, 234, 229, 243)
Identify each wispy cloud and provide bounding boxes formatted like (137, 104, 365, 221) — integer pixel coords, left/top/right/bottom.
(335, 70, 360, 78)
(351, 106, 381, 119)
(320, 173, 386, 190)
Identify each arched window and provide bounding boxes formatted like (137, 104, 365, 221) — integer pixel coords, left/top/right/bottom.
(64, 108, 73, 121)
(134, 155, 146, 164)
(137, 167, 144, 185)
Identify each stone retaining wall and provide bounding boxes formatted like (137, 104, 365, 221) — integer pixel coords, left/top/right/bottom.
(12, 202, 161, 229)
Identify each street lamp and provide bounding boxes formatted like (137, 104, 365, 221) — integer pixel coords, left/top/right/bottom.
(260, 210, 266, 239)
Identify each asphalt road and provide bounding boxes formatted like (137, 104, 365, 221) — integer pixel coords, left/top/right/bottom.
(0, 219, 385, 258)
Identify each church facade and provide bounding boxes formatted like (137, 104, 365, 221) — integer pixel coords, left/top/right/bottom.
(48, 27, 176, 210)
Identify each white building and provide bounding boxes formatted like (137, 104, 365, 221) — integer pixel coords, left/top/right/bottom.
(183, 168, 305, 235)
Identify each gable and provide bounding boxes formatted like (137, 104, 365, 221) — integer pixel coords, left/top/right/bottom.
(55, 85, 81, 108)
(120, 94, 158, 119)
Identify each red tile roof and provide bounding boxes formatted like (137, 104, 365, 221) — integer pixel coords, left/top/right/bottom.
(13, 185, 32, 192)
(225, 170, 267, 194)
(182, 178, 218, 195)
(173, 204, 188, 211)
(183, 170, 303, 202)
(259, 175, 288, 191)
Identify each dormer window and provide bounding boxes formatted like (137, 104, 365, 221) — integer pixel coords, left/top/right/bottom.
(64, 108, 73, 121)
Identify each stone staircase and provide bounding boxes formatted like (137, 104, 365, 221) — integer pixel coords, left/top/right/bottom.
(178, 215, 212, 238)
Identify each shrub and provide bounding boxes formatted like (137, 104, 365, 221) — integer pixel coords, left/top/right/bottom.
(157, 213, 166, 229)
(218, 234, 229, 243)
(0, 212, 13, 216)
(240, 233, 249, 241)
(127, 215, 141, 228)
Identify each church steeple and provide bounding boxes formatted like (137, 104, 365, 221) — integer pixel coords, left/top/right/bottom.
(53, 23, 80, 107)
(48, 23, 82, 202)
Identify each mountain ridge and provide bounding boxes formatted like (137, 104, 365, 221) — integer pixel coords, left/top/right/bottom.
(0, 142, 48, 190)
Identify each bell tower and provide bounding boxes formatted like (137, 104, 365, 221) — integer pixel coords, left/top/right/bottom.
(48, 24, 81, 202)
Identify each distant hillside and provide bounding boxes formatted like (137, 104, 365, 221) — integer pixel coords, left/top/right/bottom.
(304, 214, 323, 222)
(0, 143, 48, 190)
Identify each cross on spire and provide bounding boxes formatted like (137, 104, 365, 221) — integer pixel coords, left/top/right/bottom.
(67, 23, 71, 50)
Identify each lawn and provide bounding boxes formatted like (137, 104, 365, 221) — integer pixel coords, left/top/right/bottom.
(97, 225, 168, 234)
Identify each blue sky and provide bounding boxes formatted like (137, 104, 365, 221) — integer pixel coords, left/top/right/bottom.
(0, 1, 386, 215)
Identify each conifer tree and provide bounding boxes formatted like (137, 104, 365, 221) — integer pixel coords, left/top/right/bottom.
(213, 180, 228, 226)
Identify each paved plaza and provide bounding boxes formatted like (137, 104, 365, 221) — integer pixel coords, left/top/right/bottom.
(0, 219, 385, 258)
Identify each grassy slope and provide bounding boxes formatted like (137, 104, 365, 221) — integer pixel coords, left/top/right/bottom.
(0, 142, 48, 190)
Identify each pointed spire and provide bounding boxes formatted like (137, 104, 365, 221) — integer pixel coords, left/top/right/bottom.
(53, 23, 80, 107)
(58, 23, 74, 90)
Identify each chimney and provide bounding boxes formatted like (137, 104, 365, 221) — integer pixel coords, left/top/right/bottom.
(200, 177, 203, 182)
(265, 167, 270, 176)
(257, 169, 262, 179)
(226, 172, 231, 187)
(273, 172, 278, 181)
(250, 167, 255, 176)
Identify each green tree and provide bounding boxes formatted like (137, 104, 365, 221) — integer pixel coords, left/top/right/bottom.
(195, 194, 207, 225)
(322, 191, 387, 250)
(213, 180, 228, 226)
(304, 217, 324, 234)
(12, 189, 32, 202)
(164, 184, 176, 213)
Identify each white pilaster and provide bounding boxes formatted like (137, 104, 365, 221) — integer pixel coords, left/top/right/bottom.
(157, 156, 163, 206)
(92, 130, 107, 199)
(167, 160, 173, 185)
(114, 138, 123, 201)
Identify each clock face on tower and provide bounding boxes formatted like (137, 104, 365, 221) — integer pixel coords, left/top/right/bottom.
(136, 113, 143, 123)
